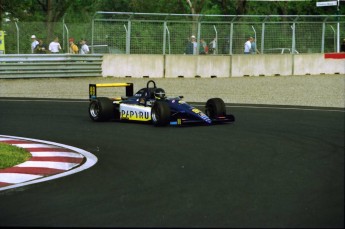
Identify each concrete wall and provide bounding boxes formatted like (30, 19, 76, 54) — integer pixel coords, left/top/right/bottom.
(293, 54, 345, 75)
(102, 54, 164, 78)
(231, 54, 292, 77)
(102, 54, 345, 78)
(165, 55, 231, 78)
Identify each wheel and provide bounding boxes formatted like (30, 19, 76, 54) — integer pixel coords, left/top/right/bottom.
(151, 101, 170, 126)
(205, 98, 226, 118)
(89, 97, 114, 121)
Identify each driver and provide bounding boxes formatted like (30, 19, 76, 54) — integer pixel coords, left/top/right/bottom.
(154, 88, 166, 99)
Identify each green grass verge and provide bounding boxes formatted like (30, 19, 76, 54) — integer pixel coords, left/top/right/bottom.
(0, 143, 32, 169)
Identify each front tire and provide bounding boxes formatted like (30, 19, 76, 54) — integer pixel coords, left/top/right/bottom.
(89, 97, 114, 121)
(151, 101, 170, 126)
(205, 98, 226, 119)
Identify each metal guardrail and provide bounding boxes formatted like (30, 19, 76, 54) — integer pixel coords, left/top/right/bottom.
(0, 54, 103, 78)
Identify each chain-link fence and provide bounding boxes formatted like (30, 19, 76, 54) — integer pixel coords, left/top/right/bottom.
(2, 12, 344, 54)
(2, 21, 92, 54)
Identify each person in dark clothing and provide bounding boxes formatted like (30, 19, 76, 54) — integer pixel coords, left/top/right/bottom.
(184, 36, 194, 54)
(34, 39, 48, 54)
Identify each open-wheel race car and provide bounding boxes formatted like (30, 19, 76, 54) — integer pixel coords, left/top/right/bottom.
(88, 80, 235, 126)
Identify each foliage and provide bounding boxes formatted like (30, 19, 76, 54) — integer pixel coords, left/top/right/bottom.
(0, 143, 31, 169)
(1, 0, 344, 26)
(0, 0, 344, 54)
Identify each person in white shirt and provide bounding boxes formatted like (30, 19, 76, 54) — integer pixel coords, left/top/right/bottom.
(79, 38, 90, 54)
(31, 35, 39, 54)
(190, 35, 197, 55)
(49, 37, 62, 53)
(244, 37, 253, 54)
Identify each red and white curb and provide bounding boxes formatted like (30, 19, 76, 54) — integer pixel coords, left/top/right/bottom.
(0, 135, 98, 191)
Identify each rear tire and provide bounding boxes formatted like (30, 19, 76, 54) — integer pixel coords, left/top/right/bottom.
(89, 97, 114, 121)
(151, 101, 170, 126)
(205, 98, 226, 119)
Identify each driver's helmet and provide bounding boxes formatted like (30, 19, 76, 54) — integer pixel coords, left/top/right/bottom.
(154, 88, 166, 99)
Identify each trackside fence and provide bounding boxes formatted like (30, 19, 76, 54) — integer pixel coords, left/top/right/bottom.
(91, 13, 345, 55)
(1, 13, 344, 55)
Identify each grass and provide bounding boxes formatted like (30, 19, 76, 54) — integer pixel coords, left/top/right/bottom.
(0, 143, 32, 169)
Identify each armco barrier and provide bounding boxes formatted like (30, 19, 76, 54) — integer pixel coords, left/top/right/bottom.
(293, 54, 345, 75)
(102, 54, 164, 78)
(0, 54, 103, 78)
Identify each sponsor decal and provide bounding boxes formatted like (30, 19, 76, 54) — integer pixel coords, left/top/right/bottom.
(120, 104, 151, 121)
(192, 108, 211, 123)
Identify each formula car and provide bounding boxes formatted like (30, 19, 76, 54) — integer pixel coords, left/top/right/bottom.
(88, 80, 235, 126)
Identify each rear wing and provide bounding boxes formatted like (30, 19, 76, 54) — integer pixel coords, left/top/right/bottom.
(89, 83, 134, 100)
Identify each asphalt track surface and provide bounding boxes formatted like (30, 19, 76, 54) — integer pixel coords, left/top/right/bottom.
(0, 99, 344, 228)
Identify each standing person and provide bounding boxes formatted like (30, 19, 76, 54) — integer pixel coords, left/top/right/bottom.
(251, 38, 260, 54)
(49, 36, 62, 54)
(199, 38, 207, 55)
(190, 35, 198, 55)
(209, 37, 217, 54)
(184, 36, 194, 55)
(34, 39, 48, 54)
(69, 38, 79, 54)
(244, 36, 253, 54)
(79, 38, 90, 54)
(31, 35, 39, 54)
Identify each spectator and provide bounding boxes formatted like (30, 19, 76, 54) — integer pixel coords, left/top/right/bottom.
(79, 38, 90, 54)
(199, 38, 208, 55)
(341, 38, 345, 52)
(49, 37, 62, 54)
(31, 35, 39, 54)
(184, 36, 194, 54)
(251, 38, 260, 54)
(244, 36, 253, 54)
(69, 38, 79, 54)
(209, 37, 217, 54)
(34, 39, 48, 54)
(191, 35, 198, 55)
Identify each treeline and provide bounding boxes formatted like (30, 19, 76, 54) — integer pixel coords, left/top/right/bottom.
(1, 0, 343, 24)
(1, 0, 343, 54)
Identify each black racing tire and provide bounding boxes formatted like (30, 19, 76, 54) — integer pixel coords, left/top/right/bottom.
(151, 101, 171, 126)
(205, 98, 226, 119)
(89, 97, 114, 122)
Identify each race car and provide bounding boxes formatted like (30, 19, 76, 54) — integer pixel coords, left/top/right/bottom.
(88, 80, 235, 126)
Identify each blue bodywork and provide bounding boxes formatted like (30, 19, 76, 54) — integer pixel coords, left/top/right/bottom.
(89, 80, 234, 125)
(121, 85, 233, 126)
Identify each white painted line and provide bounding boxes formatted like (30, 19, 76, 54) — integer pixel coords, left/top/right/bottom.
(12, 143, 58, 148)
(16, 161, 79, 170)
(30, 151, 84, 158)
(226, 105, 345, 113)
(191, 104, 345, 113)
(0, 173, 42, 184)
